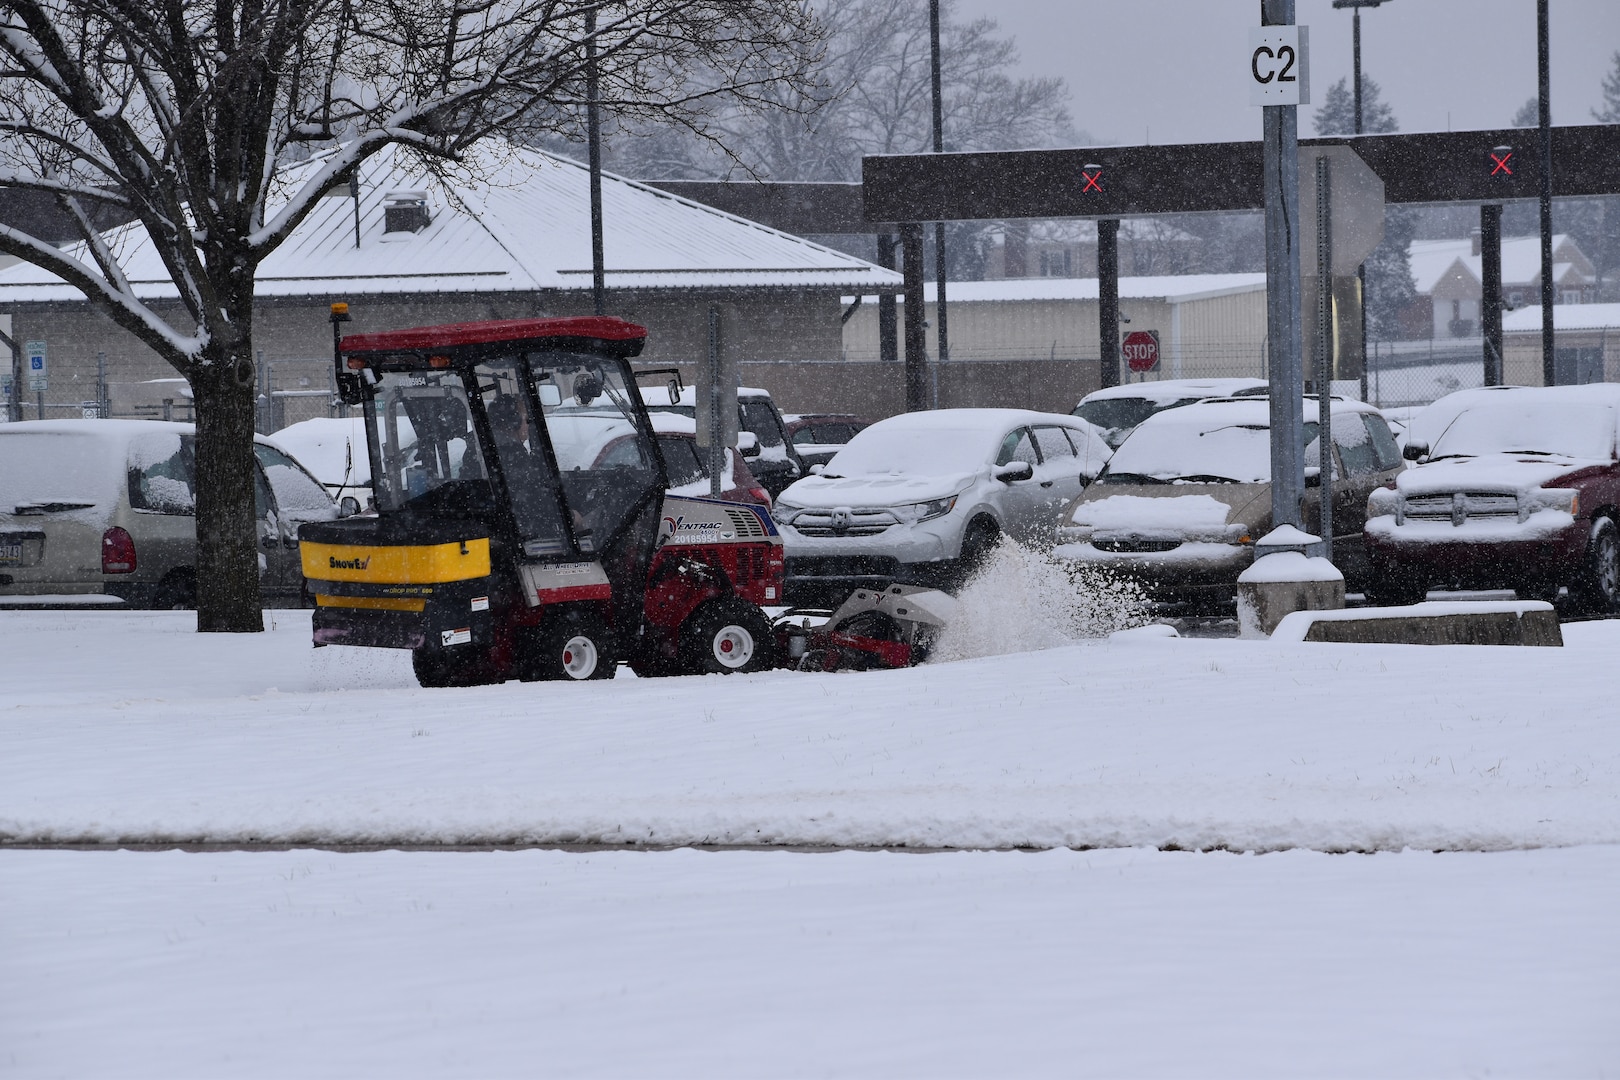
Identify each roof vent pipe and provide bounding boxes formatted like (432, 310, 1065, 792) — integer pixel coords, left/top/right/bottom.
(382, 190, 431, 234)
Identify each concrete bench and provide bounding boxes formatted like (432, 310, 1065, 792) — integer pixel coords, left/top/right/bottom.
(1272, 600, 1563, 647)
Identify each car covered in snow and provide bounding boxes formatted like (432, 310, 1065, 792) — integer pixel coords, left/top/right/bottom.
(1364, 384, 1620, 609)
(268, 415, 369, 500)
(0, 419, 339, 608)
(642, 383, 804, 498)
(1072, 377, 1269, 449)
(772, 408, 1111, 604)
(1054, 396, 1403, 608)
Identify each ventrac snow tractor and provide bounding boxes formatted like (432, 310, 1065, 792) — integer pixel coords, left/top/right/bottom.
(298, 308, 785, 686)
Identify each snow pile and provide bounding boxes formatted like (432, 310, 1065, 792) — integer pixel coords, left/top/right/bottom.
(929, 537, 1148, 662)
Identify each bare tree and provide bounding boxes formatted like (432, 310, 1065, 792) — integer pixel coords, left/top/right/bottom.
(576, 0, 1077, 183)
(0, 0, 821, 631)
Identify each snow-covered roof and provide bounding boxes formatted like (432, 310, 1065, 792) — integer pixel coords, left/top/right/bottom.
(844, 273, 1266, 306)
(1408, 235, 1582, 294)
(0, 142, 901, 303)
(1502, 302, 1620, 333)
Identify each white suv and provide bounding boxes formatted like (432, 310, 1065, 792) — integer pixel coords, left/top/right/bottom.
(772, 408, 1110, 605)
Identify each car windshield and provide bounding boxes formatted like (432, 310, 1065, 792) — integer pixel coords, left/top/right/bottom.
(1104, 411, 1318, 484)
(825, 423, 1000, 477)
(369, 370, 484, 516)
(1431, 402, 1616, 460)
(1074, 397, 1172, 433)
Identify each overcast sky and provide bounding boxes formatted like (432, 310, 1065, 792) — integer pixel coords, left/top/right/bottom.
(951, 0, 1618, 146)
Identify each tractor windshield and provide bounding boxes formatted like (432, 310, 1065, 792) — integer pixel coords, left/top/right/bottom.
(369, 370, 488, 517)
(365, 349, 661, 557)
(476, 350, 662, 557)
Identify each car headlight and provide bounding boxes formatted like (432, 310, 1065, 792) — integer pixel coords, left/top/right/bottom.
(1533, 488, 1579, 515)
(771, 500, 804, 524)
(895, 496, 958, 524)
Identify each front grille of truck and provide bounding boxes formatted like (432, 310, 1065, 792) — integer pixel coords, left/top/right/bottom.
(1404, 492, 1521, 524)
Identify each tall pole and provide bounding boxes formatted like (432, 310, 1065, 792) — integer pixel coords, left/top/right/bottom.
(1315, 156, 1334, 560)
(877, 234, 899, 366)
(1263, 0, 1305, 531)
(1537, 0, 1555, 385)
(929, 0, 948, 403)
(902, 223, 928, 412)
(1352, 7, 1369, 403)
(1481, 204, 1504, 386)
(1352, 9, 1362, 134)
(1097, 218, 1121, 390)
(586, 9, 606, 316)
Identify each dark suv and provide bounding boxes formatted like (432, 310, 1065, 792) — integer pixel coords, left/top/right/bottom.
(1364, 384, 1620, 610)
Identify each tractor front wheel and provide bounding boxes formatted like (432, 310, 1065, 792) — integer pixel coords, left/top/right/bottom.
(679, 599, 775, 675)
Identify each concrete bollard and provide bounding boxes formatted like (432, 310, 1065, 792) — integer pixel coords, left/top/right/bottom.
(1236, 527, 1345, 638)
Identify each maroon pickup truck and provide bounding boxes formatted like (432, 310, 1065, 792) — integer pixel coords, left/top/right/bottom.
(1364, 384, 1620, 610)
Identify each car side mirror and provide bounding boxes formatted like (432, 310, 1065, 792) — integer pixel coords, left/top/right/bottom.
(1402, 442, 1428, 462)
(339, 495, 361, 518)
(737, 431, 761, 459)
(994, 461, 1034, 483)
(809, 462, 825, 475)
(1304, 468, 1321, 489)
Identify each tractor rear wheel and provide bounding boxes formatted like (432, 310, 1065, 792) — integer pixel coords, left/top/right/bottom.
(412, 645, 499, 688)
(679, 598, 775, 675)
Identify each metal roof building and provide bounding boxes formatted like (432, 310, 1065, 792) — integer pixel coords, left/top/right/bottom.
(0, 141, 901, 425)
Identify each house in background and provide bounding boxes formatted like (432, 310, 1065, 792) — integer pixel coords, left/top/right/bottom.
(0, 141, 900, 428)
(1408, 232, 1596, 341)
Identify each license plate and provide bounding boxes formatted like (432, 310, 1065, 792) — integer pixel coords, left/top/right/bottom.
(0, 542, 23, 566)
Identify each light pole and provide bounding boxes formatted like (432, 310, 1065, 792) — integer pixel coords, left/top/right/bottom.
(929, 0, 948, 406)
(1331, 0, 1389, 402)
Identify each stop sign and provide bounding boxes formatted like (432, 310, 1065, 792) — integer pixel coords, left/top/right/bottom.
(1122, 330, 1160, 373)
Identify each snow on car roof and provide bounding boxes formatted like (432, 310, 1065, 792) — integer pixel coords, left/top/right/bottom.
(646, 411, 697, 435)
(640, 385, 774, 407)
(268, 417, 371, 486)
(1407, 384, 1620, 449)
(1078, 378, 1268, 406)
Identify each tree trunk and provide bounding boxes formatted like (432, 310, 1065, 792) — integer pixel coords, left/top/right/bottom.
(189, 330, 265, 633)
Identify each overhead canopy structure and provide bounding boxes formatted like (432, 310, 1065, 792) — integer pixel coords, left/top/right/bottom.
(861, 126, 1620, 221)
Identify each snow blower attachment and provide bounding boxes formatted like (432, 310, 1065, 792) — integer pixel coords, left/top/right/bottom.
(776, 583, 959, 672)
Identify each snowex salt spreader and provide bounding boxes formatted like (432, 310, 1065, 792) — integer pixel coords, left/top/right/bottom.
(299, 306, 784, 686)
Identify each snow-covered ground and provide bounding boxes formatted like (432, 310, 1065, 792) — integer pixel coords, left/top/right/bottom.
(4, 607, 1620, 1076)
(7, 845, 1618, 1078)
(3, 609, 1618, 852)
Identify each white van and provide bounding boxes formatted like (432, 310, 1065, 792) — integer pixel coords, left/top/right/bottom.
(0, 420, 337, 607)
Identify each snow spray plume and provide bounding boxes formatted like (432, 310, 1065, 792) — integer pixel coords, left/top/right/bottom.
(929, 538, 1149, 663)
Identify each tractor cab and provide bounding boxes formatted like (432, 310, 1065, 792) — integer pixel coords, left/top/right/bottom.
(300, 309, 784, 686)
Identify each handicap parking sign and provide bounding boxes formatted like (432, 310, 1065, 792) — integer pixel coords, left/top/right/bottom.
(25, 340, 46, 391)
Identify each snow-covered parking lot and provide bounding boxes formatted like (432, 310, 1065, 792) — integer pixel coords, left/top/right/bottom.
(4, 608, 1620, 1076)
